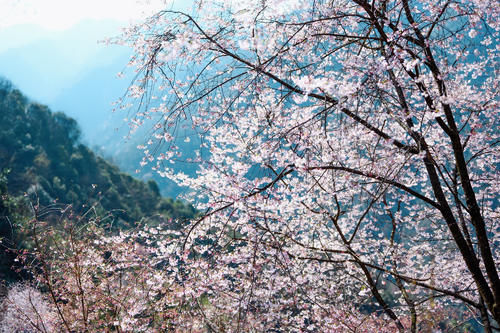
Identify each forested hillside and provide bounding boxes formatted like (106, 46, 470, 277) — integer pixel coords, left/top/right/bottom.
(0, 79, 196, 281)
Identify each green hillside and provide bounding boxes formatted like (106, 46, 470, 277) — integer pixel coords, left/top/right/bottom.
(0, 78, 197, 281)
(0, 78, 196, 228)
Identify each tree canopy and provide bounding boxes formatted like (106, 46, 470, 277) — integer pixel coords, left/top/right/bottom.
(0, 79, 196, 229)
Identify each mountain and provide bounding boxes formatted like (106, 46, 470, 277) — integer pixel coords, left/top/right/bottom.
(0, 20, 195, 197)
(0, 79, 196, 229)
(0, 78, 199, 280)
(0, 20, 131, 140)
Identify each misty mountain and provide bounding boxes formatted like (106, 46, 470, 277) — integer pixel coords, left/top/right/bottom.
(0, 19, 131, 142)
(0, 19, 200, 197)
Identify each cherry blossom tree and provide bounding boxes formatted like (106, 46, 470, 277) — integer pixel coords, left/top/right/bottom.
(0, 283, 58, 333)
(4, 207, 185, 332)
(117, 0, 499, 331)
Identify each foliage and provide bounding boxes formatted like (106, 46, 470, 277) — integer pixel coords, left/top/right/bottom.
(0, 79, 196, 229)
(14, 208, 184, 332)
(2, 209, 429, 332)
(116, 0, 500, 331)
(0, 168, 30, 283)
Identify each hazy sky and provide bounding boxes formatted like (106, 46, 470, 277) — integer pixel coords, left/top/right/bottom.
(0, 0, 170, 30)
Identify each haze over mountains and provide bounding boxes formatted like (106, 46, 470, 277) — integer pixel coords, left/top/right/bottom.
(0, 19, 130, 144)
(0, 19, 193, 197)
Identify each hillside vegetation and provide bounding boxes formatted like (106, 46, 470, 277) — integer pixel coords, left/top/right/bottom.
(0, 79, 196, 281)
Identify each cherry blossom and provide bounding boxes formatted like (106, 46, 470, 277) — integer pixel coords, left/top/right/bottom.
(115, 0, 499, 330)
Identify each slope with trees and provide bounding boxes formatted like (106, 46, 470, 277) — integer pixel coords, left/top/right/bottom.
(0, 79, 196, 227)
(0, 79, 196, 283)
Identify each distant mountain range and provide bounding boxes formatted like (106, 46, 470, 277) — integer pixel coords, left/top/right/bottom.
(0, 19, 130, 141)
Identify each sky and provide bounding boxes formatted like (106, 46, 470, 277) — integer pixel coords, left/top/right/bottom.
(0, 0, 170, 30)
